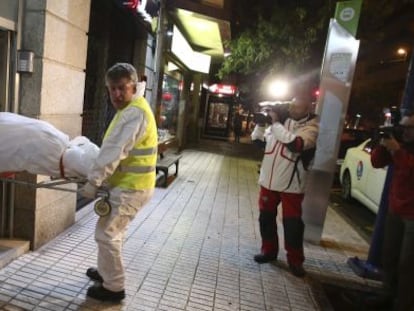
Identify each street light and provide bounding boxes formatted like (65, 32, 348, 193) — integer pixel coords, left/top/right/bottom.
(380, 47, 409, 64)
(268, 79, 289, 99)
(396, 47, 408, 61)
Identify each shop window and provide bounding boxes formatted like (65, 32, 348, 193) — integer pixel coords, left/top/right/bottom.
(159, 74, 180, 139)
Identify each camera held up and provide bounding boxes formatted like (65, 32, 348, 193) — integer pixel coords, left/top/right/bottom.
(254, 101, 291, 125)
(376, 107, 402, 141)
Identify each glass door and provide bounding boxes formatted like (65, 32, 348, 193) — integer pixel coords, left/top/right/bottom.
(159, 74, 180, 139)
(0, 30, 11, 112)
(203, 94, 233, 138)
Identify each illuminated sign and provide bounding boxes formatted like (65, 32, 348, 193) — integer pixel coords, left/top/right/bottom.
(115, 0, 158, 24)
(171, 25, 211, 74)
(208, 84, 236, 95)
(121, 0, 139, 9)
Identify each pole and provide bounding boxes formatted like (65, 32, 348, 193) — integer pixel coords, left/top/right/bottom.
(347, 166, 393, 280)
(150, 0, 167, 113)
(400, 44, 414, 116)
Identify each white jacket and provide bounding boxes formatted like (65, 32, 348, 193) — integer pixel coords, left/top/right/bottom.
(255, 115, 319, 193)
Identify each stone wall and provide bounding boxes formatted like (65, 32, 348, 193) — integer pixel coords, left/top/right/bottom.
(14, 0, 91, 249)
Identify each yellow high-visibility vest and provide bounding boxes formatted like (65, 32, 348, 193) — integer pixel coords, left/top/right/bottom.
(104, 97, 158, 190)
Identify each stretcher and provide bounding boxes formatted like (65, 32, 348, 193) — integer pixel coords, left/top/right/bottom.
(0, 172, 111, 216)
(0, 172, 85, 192)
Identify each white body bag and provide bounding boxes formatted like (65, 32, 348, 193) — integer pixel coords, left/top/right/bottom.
(0, 112, 99, 178)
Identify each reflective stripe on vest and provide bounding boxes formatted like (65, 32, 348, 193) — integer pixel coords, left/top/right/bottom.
(128, 146, 157, 156)
(117, 165, 155, 173)
(105, 97, 158, 190)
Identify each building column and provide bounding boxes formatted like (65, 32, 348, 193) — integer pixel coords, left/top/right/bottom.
(13, 0, 91, 249)
(186, 73, 202, 144)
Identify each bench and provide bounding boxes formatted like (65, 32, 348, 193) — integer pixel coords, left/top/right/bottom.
(156, 136, 182, 187)
(156, 154, 182, 187)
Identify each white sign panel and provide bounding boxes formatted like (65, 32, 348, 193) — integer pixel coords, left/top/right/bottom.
(171, 25, 211, 74)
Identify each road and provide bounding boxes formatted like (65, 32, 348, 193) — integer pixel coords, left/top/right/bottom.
(329, 184, 377, 244)
(324, 186, 385, 311)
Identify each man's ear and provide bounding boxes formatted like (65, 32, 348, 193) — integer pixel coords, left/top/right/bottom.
(133, 84, 137, 93)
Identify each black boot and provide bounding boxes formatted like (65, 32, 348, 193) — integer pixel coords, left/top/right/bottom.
(289, 264, 306, 278)
(363, 293, 393, 309)
(87, 284, 125, 302)
(86, 267, 103, 282)
(254, 253, 277, 263)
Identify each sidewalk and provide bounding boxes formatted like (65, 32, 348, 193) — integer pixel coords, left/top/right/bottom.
(0, 142, 381, 311)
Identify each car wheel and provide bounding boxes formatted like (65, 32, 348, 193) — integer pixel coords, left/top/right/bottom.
(342, 170, 352, 201)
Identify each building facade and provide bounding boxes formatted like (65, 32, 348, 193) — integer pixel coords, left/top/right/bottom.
(1, 0, 232, 251)
(0, 0, 91, 249)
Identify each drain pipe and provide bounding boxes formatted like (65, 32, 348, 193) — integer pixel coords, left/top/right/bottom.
(150, 0, 166, 112)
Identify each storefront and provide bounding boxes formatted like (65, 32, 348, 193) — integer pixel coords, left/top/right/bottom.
(82, 0, 158, 146)
(157, 24, 211, 147)
(203, 83, 237, 139)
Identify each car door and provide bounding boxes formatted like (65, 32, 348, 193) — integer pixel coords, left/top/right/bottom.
(351, 140, 372, 198)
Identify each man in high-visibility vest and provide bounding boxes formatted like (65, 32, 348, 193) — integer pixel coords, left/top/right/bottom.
(79, 63, 157, 301)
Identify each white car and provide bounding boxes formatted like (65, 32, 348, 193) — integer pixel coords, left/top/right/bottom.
(339, 139, 388, 214)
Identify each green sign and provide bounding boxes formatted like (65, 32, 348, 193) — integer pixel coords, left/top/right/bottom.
(334, 0, 362, 37)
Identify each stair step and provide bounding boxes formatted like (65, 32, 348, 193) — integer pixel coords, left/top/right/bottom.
(0, 239, 30, 269)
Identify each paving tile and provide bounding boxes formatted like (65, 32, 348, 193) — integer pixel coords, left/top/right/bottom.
(0, 292, 13, 304)
(8, 298, 36, 310)
(0, 149, 377, 311)
(0, 303, 30, 311)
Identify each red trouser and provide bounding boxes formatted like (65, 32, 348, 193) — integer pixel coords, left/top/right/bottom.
(258, 186, 305, 267)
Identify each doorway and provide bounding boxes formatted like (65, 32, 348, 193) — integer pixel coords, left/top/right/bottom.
(0, 29, 13, 238)
(0, 29, 11, 112)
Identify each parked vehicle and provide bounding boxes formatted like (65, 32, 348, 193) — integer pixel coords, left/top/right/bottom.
(339, 138, 387, 214)
(337, 128, 372, 161)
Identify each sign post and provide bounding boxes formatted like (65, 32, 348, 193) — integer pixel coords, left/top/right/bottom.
(302, 1, 361, 243)
(334, 0, 362, 37)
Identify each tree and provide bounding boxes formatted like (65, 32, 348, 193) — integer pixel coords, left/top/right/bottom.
(218, 1, 336, 104)
(349, 0, 414, 126)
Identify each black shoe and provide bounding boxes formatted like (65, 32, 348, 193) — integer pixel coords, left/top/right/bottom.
(289, 264, 306, 278)
(86, 267, 103, 282)
(363, 293, 393, 308)
(254, 253, 277, 263)
(87, 284, 125, 302)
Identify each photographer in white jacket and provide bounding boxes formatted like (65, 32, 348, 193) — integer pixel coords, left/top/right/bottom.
(252, 93, 319, 277)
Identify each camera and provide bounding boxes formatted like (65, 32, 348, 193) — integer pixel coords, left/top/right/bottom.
(253, 112, 272, 125)
(377, 125, 403, 141)
(270, 103, 290, 123)
(376, 107, 403, 141)
(254, 102, 291, 125)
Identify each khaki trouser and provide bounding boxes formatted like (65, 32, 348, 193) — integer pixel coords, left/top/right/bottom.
(95, 187, 153, 292)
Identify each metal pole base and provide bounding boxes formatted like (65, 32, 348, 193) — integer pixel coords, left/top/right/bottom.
(347, 256, 383, 281)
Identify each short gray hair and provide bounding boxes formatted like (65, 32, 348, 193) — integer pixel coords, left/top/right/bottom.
(105, 63, 138, 85)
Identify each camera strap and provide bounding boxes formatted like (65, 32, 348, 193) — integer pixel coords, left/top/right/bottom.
(282, 157, 301, 191)
(282, 147, 316, 191)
